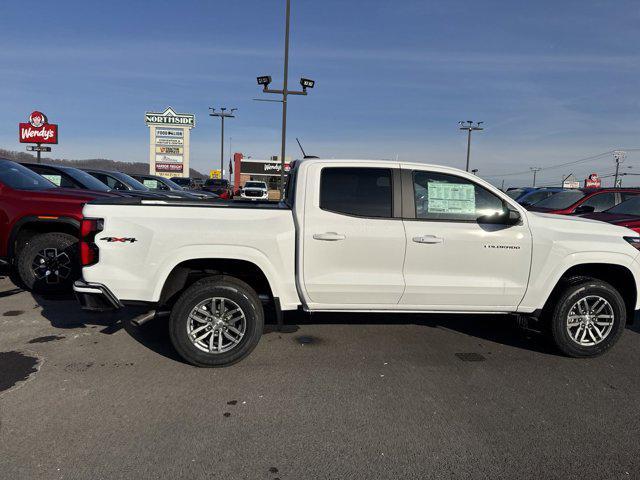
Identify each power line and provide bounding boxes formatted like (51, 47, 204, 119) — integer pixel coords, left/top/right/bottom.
(482, 150, 615, 178)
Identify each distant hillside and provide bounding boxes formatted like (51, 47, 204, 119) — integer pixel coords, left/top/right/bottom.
(0, 148, 207, 178)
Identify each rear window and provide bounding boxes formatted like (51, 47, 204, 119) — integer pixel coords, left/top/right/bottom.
(607, 196, 640, 215)
(245, 182, 266, 188)
(534, 190, 585, 209)
(320, 167, 392, 218)
(0, 160, 56, 190)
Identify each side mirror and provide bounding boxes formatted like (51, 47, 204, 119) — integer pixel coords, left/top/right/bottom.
(574, 204, 595, 214)
(478, 204, 521, 225)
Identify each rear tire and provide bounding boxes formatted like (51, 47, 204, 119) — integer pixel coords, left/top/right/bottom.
(169, 276, 263, 367)
(16, 232, 79, 294)
(549, 278, 625, 357)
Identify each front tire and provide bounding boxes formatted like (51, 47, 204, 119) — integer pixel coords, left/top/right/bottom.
(16, 232, 79, 294)
(549, 278, 626, 357)
(169, 276, 264, 367)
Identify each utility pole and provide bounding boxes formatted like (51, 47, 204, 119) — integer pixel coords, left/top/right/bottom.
(530, 167, 542, 187)
(256, 0, 316, 200)
(613, 150, 626, 187)
(209, 107, 236, 179)
(458, 121, 484, 172)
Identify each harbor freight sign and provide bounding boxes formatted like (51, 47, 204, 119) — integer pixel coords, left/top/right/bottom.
(145, 107, 194, 178)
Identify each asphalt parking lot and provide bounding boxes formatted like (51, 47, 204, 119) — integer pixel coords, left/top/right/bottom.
(1, 274, 640, 480)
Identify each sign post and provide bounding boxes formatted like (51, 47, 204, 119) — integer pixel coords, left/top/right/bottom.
(19, 111, 58, 163)
(145, 107, 195, 178)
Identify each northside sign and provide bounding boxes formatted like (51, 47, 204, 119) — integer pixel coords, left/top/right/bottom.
(145, 107, 195, 127)
(19, 111, 58, 144)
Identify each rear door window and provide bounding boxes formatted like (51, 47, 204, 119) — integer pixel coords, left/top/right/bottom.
(320, 167, 392, 218)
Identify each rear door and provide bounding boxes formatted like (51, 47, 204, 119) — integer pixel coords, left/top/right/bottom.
(301, 162, 406, 306)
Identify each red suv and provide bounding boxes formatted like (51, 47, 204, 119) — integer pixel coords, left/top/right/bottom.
(527, 188, 640, 215)
(0, 159, 118, 293)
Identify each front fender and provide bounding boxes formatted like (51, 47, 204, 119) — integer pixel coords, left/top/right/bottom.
(517, 250, 640, 312)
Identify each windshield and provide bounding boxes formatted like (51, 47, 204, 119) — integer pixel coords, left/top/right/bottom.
(245, 181, 266, 188)
(522, 189, 556, 205)
(533, 190, 585, 209)
(0, 160, 56, 190)
(506, 188, 525, 199)
(64, 167, 111, 192)
(606, 196, 640, 215)
(161, 177, 184, 190)
(111, 171, 150, 191)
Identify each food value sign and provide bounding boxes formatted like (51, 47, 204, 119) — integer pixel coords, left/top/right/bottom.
(19, 111, 58, 144)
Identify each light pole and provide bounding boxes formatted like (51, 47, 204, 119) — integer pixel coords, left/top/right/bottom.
(459, 120, 483, 172)
(256, 0, 315, 199)
(613, 150, 626, 187)
(530, 167, 542, 187)
(209, 107, 236, 179)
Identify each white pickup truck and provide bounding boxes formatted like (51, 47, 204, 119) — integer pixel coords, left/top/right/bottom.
(74, 159, 640, 367)
(240, 181, 269, 200)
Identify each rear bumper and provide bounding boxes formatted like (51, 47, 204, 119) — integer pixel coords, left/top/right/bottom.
(73, 280, 123, 311)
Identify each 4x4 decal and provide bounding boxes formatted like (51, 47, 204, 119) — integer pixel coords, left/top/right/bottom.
(100, 237, 137, 243)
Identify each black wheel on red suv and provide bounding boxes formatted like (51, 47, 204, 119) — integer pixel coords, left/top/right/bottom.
(16, 232, 79, 294)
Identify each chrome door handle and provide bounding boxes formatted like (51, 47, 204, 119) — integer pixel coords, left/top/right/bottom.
(313, 232, 346, 241)
(413, 235, 443, 244)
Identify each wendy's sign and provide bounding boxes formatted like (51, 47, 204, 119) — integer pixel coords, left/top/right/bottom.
(19, 111, 58, 144)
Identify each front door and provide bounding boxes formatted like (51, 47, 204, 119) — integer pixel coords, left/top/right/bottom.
(400, 167, 532, 310)
(301, 163, 406, 306)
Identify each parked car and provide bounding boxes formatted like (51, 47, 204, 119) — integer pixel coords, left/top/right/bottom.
(21, 163, 112, 193)
(506, 187, 564, 207)
(170, 177, 205, 190)
(131, 174, 219, 200)
(0, 159, 119, 293)
(580, 195, 640, 234)
(75, 159, 640, 367)
(202, 178, 233, 199)
(239, 181, 269, 200)
(527, 188, 640, 215)
(83, 169, 199, 200)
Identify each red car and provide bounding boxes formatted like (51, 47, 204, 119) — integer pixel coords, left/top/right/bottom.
(527, 188, 640, 215)
(580, 195, 640, 234)
(0, 159, 118, 293)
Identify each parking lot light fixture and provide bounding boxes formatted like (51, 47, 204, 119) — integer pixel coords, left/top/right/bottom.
(459, 120, 484, 172)
(255, 0, 316, 200)
(209, 107, 237, 180)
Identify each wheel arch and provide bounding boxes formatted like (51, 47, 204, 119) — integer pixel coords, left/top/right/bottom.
(8, 216, 79, 259)
(544, 263, 637, 323)
(158, 258, 276, 309)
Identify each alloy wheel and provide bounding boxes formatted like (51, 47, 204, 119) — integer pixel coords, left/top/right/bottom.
(566, 295, 615, 346)
(31, 248, 72, 284)
(186, 297, 247, 354)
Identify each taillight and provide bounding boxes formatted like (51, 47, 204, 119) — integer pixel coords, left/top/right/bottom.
(80, 218, 103, 266)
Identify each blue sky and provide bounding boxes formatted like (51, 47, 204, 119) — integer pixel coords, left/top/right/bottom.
(1, 0, 639, 186)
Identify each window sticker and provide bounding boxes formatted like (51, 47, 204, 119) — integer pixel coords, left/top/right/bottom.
(41, 174, 61, 186)
(427, 182, 475, 214)
(143, 179, 158, 189)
